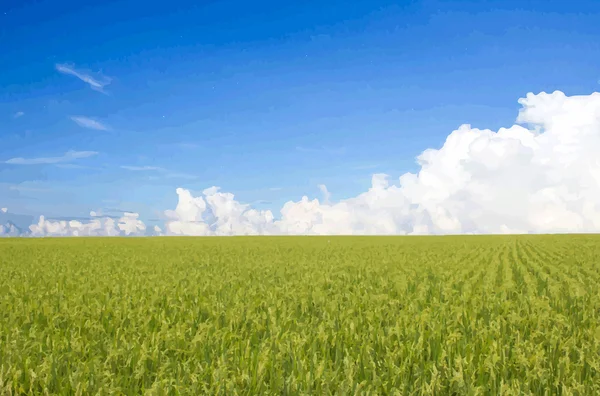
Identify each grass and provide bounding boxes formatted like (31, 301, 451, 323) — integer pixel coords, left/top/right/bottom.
(1, 235, 600, 395)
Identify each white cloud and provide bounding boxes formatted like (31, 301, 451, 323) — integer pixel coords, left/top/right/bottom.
(4, 150, 97, 165)
(163, 187, 275, 236)
(161, 90, 600, 236)
(70, 116, 109, 131)
(1, 208, 6, 213)
(28, 212, 146, 237)
(5, 90, 600, 237)
(13, 111, 24, 119)
(55, 63, 112, 93)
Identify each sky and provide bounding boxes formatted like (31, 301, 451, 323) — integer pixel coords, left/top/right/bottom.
(2, 0, 600, 236)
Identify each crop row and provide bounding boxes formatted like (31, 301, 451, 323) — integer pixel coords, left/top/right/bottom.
(1, 236, 599, 394)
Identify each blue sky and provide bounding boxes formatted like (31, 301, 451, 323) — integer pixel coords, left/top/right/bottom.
(2, 0, 600, 228)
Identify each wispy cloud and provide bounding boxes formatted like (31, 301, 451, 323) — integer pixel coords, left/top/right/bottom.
(5, 150, 98, 165)
(55, 63, 112, 93)
(70, 116, 110, 131)
(13, 111, 24, 119)
(120, 165, 165, 171)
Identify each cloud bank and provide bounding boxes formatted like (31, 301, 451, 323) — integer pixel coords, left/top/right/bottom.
(27, 212, 146, 237)
(5, 90, 600, 236)
(160, 90, 600, 236)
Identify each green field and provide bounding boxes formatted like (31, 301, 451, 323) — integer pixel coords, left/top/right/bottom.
(1, 236, 600, 395)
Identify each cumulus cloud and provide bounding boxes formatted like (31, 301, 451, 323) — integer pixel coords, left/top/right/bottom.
(163, 187, 276, 236)
(1, 208, 6, 213)
(5, 90, 600, 237)
(55, 63, 112, 93)
(70, 116, 109, 131)
(4, 150, 97, 165)
(13, 111, 24, 119)
(28, 212, 146, 237)
(161, 90, 600, 236)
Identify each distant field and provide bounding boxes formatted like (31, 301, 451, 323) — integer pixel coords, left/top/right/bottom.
(1, 236, 600, 394)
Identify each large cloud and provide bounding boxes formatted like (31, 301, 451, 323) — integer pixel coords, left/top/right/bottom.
(164, 187, 276, 236)
(162, 90, 600, 235)
(5, 90, 600, 237)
